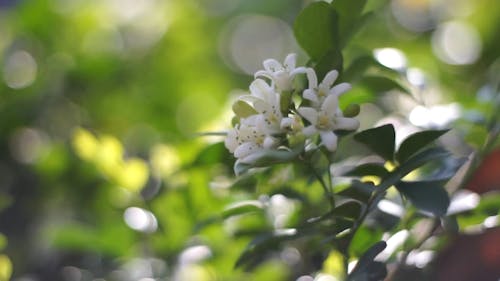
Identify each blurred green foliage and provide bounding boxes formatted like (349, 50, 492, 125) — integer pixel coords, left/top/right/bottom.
(0, 0, 498, 280)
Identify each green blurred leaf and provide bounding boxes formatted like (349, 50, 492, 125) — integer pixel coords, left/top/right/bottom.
(360, 76, 411, 95)
(338, 180, 374, 202)
(235, 229, 301, 269)
(396, 180, 450, 217)
(314, 49, 344, 80)
(334, 200, 363, 220)
(0, 234, 6, 251)
(331, 0, 367, 47)
(0, 255, 12, 281)
(354, 124, 395, 161)
(396, 129, 449, 163)
(222, 201, 263, 219)
(345, 163, 389, 178)
(343, 103, 361, 117)
(192, 142, 231, 166)
(348, 241, 387, 281)
(294, 2, 339, 61)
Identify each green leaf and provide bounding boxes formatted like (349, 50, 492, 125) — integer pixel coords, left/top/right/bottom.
(331, 0, 366, 19)
(235, 229, 303, 269)
(338, 180, 374, 202)
(345, 163, 389, 178)
(396, 180, 450, 217)
(331, 0, 367, 47)
(221, 201, 263, 219)
(348, 241, 387, 281)
(377, 147, 451, 192)
(294, 2, 339, 61)
(396, 129, 449, 163)
(192, 142, 231, 166)
(232, 100, 257, 118)
(360, 76, 411, 95)
(314, 49, 344, 81)
(354, 124, 395, 161)
(334, 200, 363, 220)
(234, 148, 303, 175)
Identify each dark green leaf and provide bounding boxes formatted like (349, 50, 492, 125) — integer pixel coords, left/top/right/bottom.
(343, 56, 377, 82)
(442, 216, 459, 233)
(360, 76, 411, 95)
(377, 147, 451, 191)
(294, 2, 339, 61)
(331, 0, 367, 47)
(235, 229, 303, 269)
(314, 49, 343, 81)
(192, 142, 231, 166)
(396, 180, 450, 217)
(396, 129, 449, 163)
(339, 180, 374, 202)
(334, 200, 363, 220)
(344, 163, 389, 178)
(348, 241, 387, 281)
(354, 124, 395, 161)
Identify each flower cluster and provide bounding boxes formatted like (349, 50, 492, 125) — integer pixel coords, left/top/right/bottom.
(225, 54, 359, 167)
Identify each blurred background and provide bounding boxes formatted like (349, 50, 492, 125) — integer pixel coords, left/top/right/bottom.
(0, 0, 498, 280)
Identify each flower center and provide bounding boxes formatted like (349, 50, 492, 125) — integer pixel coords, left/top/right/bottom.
(316, 112, 331, 130)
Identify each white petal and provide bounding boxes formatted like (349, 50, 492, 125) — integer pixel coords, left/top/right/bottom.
(321, 94, 339, 114)
(280, 117, 293, 129)
(263, 59, 282, 72)
(305, 68, 318, 89)
(289, 66, 308, 77)
(321, 70, 339, 88)
(234, 142, 259, 158)
(303, 125, 317, 136)
(334, 117, 360, 131)
(224, 129, 239, 152)
(254, 70, 273, 80)
(320, 130, 338, 151)
(249, 79, 273, 100)
(253, 100, 270, 113)
(263, 136, 276, 148)
(303, 89, 319, 104)
(297, 107, 318, 124)
(284, 53, 297, 69)
(330, 82, 352, 97)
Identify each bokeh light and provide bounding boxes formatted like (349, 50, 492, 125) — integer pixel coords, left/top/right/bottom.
(432, 21, 482, 65)
(3, 50, 37, 89)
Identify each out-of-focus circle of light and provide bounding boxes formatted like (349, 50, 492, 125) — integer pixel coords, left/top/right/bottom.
(432, 21, 482, 65)
(123, 207, 158, 233)
(297, 276, 314, 281)
(373, 48, 407, 70)
(9, 128, 45, 164)
(391, 0, 436, 32)
(406, 68, 426, 87)
(409, 103, 460, 128)
(61, 266, 82, 281)
(219, 14, 297, 75)
(3, 50, 37, 89)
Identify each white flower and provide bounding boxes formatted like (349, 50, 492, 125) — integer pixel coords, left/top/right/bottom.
(303, 69, 352, 108)
(224, 118, 277, 164)
(255, 53, 308, 92)
(240, 79, 285, 134)
(297, 94, 359, 151)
